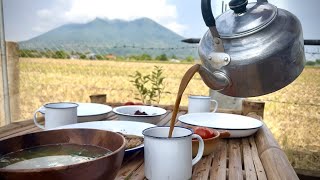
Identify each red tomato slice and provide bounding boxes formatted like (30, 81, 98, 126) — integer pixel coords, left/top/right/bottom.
(193, 127, 216, 139)
(124, 101, 135, 105)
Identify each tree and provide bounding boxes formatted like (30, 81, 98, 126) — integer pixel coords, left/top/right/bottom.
(184, 56, 194, 62)
(155, 54, 168, 61)
(140, 53, 152, 60)
(306, 61, 316, 66)
(52, 50, 69, 59)
(128, 55, 139, 60)
(96, 55, 104, 60)
(80, 54, 86, 59)
(19, 49, 41, 58)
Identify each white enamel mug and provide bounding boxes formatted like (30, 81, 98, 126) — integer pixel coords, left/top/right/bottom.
(188, 95, 218, 113)
(143, 126, 204, 180)
(33, 102, 78, 130)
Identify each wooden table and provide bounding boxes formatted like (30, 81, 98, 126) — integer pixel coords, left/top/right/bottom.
(0, 101, 299, 180)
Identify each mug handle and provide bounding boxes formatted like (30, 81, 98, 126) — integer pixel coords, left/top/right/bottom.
(33, 109, 45, 129)
(210, 99, 218, 112)
(191, 134, 204, 166)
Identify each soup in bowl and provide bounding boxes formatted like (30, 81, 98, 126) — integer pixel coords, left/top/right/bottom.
(0, 129, 126, 180)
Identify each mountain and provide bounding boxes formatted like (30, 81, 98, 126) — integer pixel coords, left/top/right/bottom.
(19, 18, 198, 58)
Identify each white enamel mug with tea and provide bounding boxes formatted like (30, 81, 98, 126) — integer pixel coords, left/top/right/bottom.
(143, 126, 204, 180)
(188, 95, 218, 113)
(33, 102, 78, 130)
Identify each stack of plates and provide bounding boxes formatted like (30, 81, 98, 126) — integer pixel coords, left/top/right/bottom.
(39, 103, 112, 122)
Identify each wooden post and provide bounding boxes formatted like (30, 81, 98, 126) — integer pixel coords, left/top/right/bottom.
(89, 94, 107, 104)
(242, 99, 265, 118)
(210, 90, 244, 111)
(0, 42, 19, 126)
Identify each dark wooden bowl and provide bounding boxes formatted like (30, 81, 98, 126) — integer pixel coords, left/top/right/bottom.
(0, 129, 126, 180)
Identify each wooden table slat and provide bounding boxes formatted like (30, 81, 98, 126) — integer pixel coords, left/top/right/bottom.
(0, 126, 41, 140)
(0, 119, 39, 139)
(156, 110, 172, 126)
(210, 140, 227, 180)
(248, 137, 267, 180)
(242, 138, 258, 180)
(129, 163, 145, 180)
(105, 112, 118, 120)
(164, 111, 186, 126)
(228, 139, 244, 180)
(192, 154, 213, 180)
(115, 152, 144, 180)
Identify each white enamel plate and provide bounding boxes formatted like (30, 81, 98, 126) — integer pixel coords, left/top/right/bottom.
(39, 103, 113, 122)
(52, 121, 156, 153)
(178, 113, 263, 138)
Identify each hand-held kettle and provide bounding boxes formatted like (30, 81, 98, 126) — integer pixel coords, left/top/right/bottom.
(198, 0, 305, 97)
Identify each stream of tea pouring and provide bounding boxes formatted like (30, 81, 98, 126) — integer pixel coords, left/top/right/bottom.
(168, 63, 229, 137)
(168, 64, 201, 138)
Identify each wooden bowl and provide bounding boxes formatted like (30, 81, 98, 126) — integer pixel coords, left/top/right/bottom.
(0, 129, 126, 180)
(192, 130, 230, 157)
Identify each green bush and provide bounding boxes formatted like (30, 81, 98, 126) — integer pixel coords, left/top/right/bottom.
(80, 54, 86, 59)
(95, 55, 104, 60)
(155, 54, 168, 61)
(140, 53, 152, 60)
(130, 66, 168, 104)
(306, 61, 316, 66)
(184, 56, 194, 62)
(52, 50, 69, 59)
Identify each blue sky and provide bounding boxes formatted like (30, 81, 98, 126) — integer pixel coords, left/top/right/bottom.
(3, 0, 320, 42)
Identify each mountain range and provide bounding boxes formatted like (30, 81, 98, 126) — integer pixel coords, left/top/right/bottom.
(19, 18, 198, 58)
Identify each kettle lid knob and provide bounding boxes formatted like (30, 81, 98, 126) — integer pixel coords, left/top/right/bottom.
(229, 0, 248, 14)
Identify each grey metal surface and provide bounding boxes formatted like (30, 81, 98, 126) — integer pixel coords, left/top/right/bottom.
(198, 2, 305, 97)
(216, 2, 277, 38)
(198, 66, 231, 91)
(0, 0, 11, 124)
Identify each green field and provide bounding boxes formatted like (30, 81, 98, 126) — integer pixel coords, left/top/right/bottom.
(13, 58, 320, 172)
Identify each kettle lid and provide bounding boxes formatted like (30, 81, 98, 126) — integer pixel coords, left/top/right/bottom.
(216, 2, 277, 38)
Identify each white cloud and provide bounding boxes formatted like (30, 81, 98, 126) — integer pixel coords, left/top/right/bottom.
(32, 26, 46, 33)
(164, 22, 187, 35)
(37, 9, 52, 18)
(35, 0, 185, 35)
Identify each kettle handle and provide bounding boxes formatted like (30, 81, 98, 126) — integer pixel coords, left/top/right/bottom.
(201, 0, 216, 27)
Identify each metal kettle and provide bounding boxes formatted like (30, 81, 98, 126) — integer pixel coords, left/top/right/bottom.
(198, 0, 306, 97)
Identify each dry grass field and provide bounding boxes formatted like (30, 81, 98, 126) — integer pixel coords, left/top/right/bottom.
(8, 58, 320, 172)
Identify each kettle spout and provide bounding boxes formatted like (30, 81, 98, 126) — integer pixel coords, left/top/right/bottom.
(198, 65, 231, 91)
